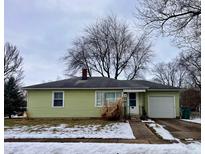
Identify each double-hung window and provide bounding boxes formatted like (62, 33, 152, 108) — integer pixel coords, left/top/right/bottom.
(95, 91, 122, 107)
(53, 91, 64, 107)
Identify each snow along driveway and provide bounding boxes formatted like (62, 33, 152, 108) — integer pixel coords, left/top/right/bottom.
(143, 119, 178, 141)
(181, 118, 201, 124)
(147, 123, 176, 140)
(4, 122, 135, 139)
(4, 142, 201, 154)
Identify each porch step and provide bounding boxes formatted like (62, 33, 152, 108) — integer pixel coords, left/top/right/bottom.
(131, 115, 141, 122)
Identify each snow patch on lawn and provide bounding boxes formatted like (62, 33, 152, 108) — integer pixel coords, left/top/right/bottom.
(4, 122, 135, 139)
(181, 118, 201, 124)
(148, 123, 176, 140)
(4, 142, 201, 154)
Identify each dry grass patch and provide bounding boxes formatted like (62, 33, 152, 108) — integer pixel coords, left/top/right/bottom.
(5, 118, 117, 128)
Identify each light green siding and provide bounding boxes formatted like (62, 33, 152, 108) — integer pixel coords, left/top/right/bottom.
(27, 89, 179, 118)
(27, 89, 123, 118)
(143, 91, 180, 117)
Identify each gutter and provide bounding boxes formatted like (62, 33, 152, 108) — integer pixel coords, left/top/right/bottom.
(147, 89, 181, 91)
(23, 87, 136, 90)
(123, 89, 146, 92)
(23, 87, 181, 91)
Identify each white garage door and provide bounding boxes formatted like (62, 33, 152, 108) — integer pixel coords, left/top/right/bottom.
(148, 96, 176, 118)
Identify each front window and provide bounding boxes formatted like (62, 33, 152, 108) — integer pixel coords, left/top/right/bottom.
(95, 91, 122, 107)
(53, 91, 64, 107)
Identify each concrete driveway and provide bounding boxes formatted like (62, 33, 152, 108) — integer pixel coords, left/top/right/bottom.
(155, 119, 201, 141)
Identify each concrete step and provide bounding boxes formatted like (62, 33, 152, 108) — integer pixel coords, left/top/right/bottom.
(130, 115, 141, 122)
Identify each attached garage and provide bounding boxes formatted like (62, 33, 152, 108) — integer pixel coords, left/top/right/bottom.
(148, 96, 176, 118)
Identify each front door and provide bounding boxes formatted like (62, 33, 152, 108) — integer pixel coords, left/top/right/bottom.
(128, 93, 139, 115)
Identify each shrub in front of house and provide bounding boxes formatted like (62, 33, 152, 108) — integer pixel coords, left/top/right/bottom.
(101, 98, 123, 120)
(140, 106, 148, 120)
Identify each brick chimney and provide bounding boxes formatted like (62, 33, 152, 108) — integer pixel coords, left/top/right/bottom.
(82, 68, 88, 80)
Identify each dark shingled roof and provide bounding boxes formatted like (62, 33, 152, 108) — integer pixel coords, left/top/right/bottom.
(23, 77, 180, 90)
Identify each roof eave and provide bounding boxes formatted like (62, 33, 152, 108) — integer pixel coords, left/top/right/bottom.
(147, 88, 181, 91)
(23, 87, 128, 90)
(23, 87, 181, 91)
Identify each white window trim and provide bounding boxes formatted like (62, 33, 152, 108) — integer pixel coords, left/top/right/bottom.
(95, 91, 123, 107)
(52, 91, 64, 108)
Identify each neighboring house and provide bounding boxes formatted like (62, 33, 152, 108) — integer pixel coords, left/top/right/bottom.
(24, 69, 180, 118)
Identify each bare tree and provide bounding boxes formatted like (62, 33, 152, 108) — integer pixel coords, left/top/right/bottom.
(64, 16, 152, 79)
(4, 42, 23, 82)
(63, 38, 92, 77)
(152, 58, 188, 88)
(135, 0, 201, 88)
(124, 36, 152, 80)
(135, 0, 200, 41)
(179, 50, 201, 88)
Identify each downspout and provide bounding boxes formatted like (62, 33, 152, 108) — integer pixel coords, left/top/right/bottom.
(123, 92, 127, 120)
(128, 93, 130, 119)
(144, 92, 146, 117)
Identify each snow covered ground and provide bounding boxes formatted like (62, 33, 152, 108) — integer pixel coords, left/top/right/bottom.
(141, 119, 155, 123)
(4, 142, 201, 154)
(4, 122, 135, 139)
(181, 118, 201, 124)
(147, 123, 176, 140)
(144, 119, 178, 141)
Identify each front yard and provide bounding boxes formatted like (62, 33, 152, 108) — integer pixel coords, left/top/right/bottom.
(4, 119, 135, 139)
(4, 118, 201, 154)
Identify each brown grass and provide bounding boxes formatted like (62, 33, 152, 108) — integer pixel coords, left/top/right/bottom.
(4, 118, 117, 128)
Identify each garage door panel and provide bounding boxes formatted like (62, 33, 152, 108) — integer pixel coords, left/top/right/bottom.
(148, 96, 175, 118)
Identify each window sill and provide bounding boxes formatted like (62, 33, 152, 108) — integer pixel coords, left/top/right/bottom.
(95, 106, 103, 108)
(52, 106, 64, 108)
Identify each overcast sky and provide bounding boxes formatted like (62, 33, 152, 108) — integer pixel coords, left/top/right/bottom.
(5, 0, 180, 86)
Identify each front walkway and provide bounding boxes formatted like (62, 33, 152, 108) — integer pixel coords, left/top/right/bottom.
(5, 120, 169, 144)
